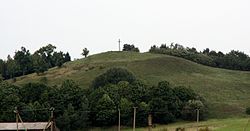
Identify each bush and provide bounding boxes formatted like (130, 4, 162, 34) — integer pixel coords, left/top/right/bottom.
(123, 44, 140, 52)
(181, 100, 207, 121)
(246, 107, 250, 115)
(91, 67, 136, 89)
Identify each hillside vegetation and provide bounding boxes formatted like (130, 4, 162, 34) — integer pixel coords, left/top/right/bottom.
(91, 118, 250, 131)
(11, 51, 250, 118)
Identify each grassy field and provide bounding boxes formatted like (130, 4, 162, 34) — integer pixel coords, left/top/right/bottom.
(10, 51, 250, 118)
(89, 118, 250, 131)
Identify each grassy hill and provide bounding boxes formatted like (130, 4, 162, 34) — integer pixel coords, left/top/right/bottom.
(10, 51, 250, 118)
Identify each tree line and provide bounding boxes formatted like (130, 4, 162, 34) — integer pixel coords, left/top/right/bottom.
(149, 43, 250, 71)
(0, 44, 71, 80)
(0, 67, 207, 130)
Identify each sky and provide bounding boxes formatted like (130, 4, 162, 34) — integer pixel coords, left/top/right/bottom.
(0, 0, 250, 60)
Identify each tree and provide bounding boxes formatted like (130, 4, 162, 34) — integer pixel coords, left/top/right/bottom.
(173, 86, 196, 102)
(128, 80, 148, 105)
(149, 98, 175, 124)
(14, 47, 32, 75)
(20, 83, 48, 103)
(148, 44, 250, 71)
(137, 102, 150, 126)
(35, 44, 56, 67)
(187, 47, 198, 53)
(57, 103, 75, 130)
(6, 55, 18, 79)
(148, 81, 181, 124)
(181, 100, 207, 121)
(64, 52, 71, 62)
(0, 61, 7, 79)
(0, 82, 21, 122)
(123, 44, 140, 52)
(91, 67, 136, 89)
(94, 94, 116, 126)
(82, 48, 89, 58)
(0, 59, 3, 76)
(72, 96, 89, 129)
(119, 98, 133, 125)
(32, 53, 49, 74)
(53, 51, 65, 67)
(246, 107, 250, 115)
(160, 44, 167, 49)
(202, 48, 210, 54)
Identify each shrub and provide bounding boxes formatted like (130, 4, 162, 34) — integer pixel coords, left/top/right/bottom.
(91, 67, 136, 89)
(246, 107, 250, 115)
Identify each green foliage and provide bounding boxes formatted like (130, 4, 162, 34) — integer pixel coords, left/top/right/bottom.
(89, 68, 205, 127)
(128, 80, 149, 105)
(14, 47, 32, 75)
(149, 97, 176, 124)
(32, 53, 49, 74)
(0, 63, 207, 129)
(173, 86, 197, 102)
(123, 44, 140, 52)
(6, 55, 18, 79)
(0, 82, 21, 122)
(64, 52, 71, 62)
(95, 94, 116, 126)
(136, 102, 150, 126)
(149, 44, 250, 71)
(0, 80, 89, 130)
(20, 101, 49, 122)
(0, 59, 3, 76)
(181, 100, 207, 121)
(119, 98, 133, 125)
(57, 102, 89, 130)
(0, 44, 71, 79)
(53, 51, 65, 67)
(149, 81, 180, 120)
(91, 67, 136, 89)
(82, 48, 89, 58)
(20, 83, 48, 103)
(246, 107, 250, 115)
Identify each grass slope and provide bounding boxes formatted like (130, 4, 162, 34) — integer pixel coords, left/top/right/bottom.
(90, 118, 250, 131)
(11, 51, 250, 118)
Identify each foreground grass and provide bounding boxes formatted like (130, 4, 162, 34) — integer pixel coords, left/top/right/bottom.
(10, 51, 250, 118)
(89, 118, 250, 131)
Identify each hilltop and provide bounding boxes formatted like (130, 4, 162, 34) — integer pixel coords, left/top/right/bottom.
(11, 51, 250, 118)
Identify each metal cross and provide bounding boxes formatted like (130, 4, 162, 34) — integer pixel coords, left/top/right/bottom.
(118, 39, 121, 51)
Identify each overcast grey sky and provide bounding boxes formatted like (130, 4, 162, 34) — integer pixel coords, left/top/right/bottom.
(0, 0, 250, 59)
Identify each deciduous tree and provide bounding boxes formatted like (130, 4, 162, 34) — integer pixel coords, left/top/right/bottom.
(82, 48, 89, 58)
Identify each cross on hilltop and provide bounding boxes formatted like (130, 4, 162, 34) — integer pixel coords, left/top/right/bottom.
(118, 39, 121, 51)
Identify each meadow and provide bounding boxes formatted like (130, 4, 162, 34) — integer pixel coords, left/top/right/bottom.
(90, 118, 250, 131)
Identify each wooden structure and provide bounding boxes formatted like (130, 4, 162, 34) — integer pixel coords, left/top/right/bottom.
(0, 122, 56, 131)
